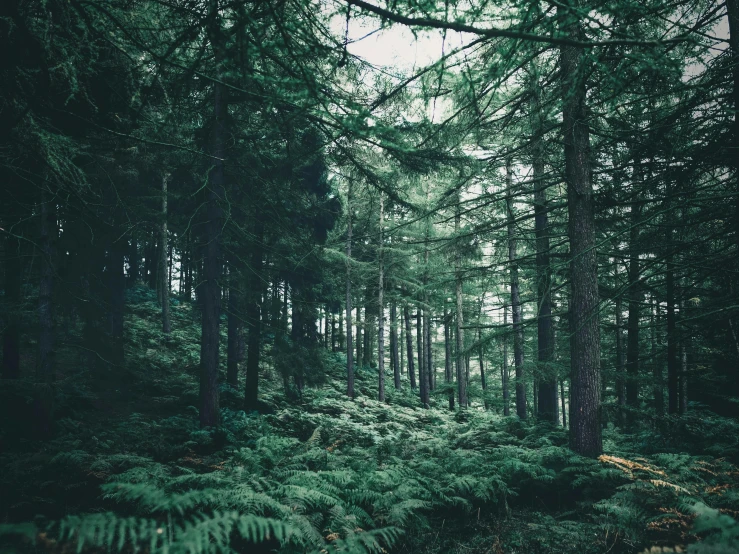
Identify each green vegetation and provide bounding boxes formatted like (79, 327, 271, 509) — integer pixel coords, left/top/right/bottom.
(1, 289, 739, 553)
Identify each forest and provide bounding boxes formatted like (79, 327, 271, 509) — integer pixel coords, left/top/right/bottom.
(1, 0, 739, 552)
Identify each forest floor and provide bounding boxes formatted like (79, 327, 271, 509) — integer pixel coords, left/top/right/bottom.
(2, 287, 739, 553)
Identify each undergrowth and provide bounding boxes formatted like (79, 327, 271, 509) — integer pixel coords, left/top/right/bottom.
(1, 288, 739, 553)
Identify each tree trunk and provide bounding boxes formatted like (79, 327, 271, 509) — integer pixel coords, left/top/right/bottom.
(417, 308, 426, 404)
(161, 174, 171, 334)
(356, 305, 362, 371)
(560, 0, 601, 456)
(36, 190, 55, 437)
(391, 301, 400, 389)
(506, 159, 526, 419)
(108, 236, 126, 365)
(455, 200, 467, 408)
(200, 1, 226, 427)
(615, 294, 626, 424)
(625, 200, 641, 409)
(651, 299, 664, 415)
(502, 304, 510, 416)
(560, 380, 567, 427)
(479, 325, 487, 409)
(445, 306, 454, 410)
(226, 265, 240, 388)
(129, 236, 139, 284)
(666, 261, 678, 414)
(531, 87, 557, 422)
(726, 0, 739, 253)
(245, 220, 264, 411)
(404, 303, 416, 389)
(378, 194, 385, 402)
(679, 297, 688, 414)
(2, 233, 21, 379)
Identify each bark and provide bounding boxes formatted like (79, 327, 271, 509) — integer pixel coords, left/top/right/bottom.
(502, 304, 510, 416)
(356, 305, 362, 370)
(560, 1, 601, 455)
(161, 174, 171, 334)
(391, 301, 400, 389)
(625, 201, 641, 408)
(2, 233, 21, 379)
(666, 261, 678, 414)
(404, 303, 416, 389)
(378, 194, 385, 402)
(506, 159, 526, 419)
(560, 380, 567, 427)
(417, 309, 426, 404)
(651, 299, 664, 415)
(200, 0, 226, 427)
(455, 199, 467, 408)
(615, 295, 626, 423)
(363, 304, 371, 367)
(129, 236, 139, 284)
(36, 190, 55, 437)
(679, 297, 688, 414)
(445, 306, 454, 410)
(108, 236, 126, 365)
(245, 221, 264, 410)
(727, 0, 739, 252)
(226, 265, 240, 388)
(532, 112, 557, 422)
(479, 325, 487, 409)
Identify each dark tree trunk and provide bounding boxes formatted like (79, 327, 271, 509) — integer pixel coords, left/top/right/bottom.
(244, 221, 264, 411)
(378, 194, 385, 402)
(532, 100, 557, 423)
(161, 174, 171, 334)
(417, 309, 426, 404)
(625, 201, 641, 408)
(727, 0, 739, 254)
(502, 304, 510, 416)
(479, 326, 487, 410)
(108, 237, 126, 365)
(445, 307, 454, 410)
(561, 380, 567, 427)
(183, 231, 193, 300)
(36, 190, 56, 438)
(666, 261, 678, 414)
(560, 0, 601, 456)
(129, 236, 139, 284)
(455, 200, 467, 408)
(506, 160, 526, 419)
(651, 299, 664, 415)
(356, 305, 362, 370)
(226, 266, 240, 388)
(615, 294, 626, 424)
(391, 302, 400, 389)
(363, 305, 371, 368)
(679, 297, 688, 414)
(199, 2, 227, 427)
(404, 304, 416, 389)
(2, 233, 21, 379)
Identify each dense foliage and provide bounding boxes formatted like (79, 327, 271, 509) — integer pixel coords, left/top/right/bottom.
(2, 0, 739, 552)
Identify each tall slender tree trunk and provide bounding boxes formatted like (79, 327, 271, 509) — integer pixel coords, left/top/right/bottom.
(378, 194, 385, 402)
(502, 304, 510, 416)
(560, 380, 567, 427)
(129, 236, 139, 284)
(109, 236, 126, 365)
(245, 220, 264, 410)
(226, 267, 240, 388)
(726, 0, 739, 253)
(531, 95, 556, 422)
(479, 325, 487, 409)
(200, 0, 227, 427)
(417, 308, 427, 404)
(625, 200, 641, 409)
(36, 189, 55, 437)
(2, 233, 21, 379)
(445, 306, 454, 410)
(404, 303, 416, 389)
(506, 159, 526, 419)
(356, 305, 362, 371)
(161, 173, 171, 334)
(560, 0, 601, 455)
(455, 199, 467, 408)
(651, 299, 664, 415)
(679, 297, 688, 414)
(391, 301, 400, 389)
(666, 261, 678, 413)
(615, 294, 626, 425)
